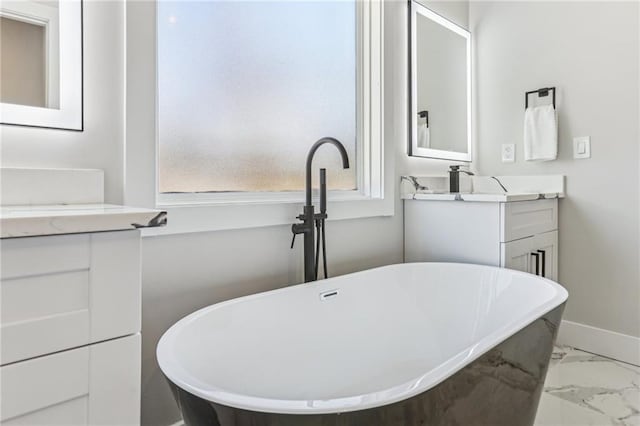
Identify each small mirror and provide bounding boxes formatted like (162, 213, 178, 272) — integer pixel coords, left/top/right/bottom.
(0, 0, 82, 130)
(409, 1, 471, 161)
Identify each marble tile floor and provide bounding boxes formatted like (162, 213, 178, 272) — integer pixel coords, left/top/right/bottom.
(535, 346, 640, 426)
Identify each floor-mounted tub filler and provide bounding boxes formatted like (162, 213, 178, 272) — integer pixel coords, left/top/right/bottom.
(157, 263, 568, 426)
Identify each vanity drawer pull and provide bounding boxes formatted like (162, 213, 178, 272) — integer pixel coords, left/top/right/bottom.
(530, 252, 540, 276)
(537, 250, 546, 277)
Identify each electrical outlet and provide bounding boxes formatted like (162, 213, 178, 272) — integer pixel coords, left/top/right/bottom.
(573, 136, 591, 159)
(501, 144, 515, 163)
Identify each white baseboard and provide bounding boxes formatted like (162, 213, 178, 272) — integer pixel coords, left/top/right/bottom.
(557, 320, 640, 366)
(168, 421, 184, 426)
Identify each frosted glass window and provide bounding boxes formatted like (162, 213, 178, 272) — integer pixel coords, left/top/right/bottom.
(158, 1, 357, 193)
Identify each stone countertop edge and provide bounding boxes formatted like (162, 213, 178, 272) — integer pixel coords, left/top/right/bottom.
(0, 204, 167, 239)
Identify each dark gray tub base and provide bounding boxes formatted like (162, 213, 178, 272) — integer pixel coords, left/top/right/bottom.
(167, 304, 564, 426)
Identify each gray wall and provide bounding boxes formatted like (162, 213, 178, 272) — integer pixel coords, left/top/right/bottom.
(469, 1, 640, 337)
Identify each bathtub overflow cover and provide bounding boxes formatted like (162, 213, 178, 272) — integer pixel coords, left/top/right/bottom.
(319, 289, 339, 301)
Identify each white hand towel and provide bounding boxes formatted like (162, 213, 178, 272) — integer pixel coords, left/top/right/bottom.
(418, 123, 430, 148)
(524, 104, 557, 161)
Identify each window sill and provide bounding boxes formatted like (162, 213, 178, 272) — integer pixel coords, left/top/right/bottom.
(141, 195, 394, 237)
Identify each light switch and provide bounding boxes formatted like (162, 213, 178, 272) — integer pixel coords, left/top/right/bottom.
(502, 144, 515, 163)
(573, 136, 591, 159)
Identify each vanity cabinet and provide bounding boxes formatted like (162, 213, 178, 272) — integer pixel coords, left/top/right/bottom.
(1, 334, 140, 426)
(501, 230, 558, 279)
(0, 230, 142, 425)
(404, 198, 559, 281)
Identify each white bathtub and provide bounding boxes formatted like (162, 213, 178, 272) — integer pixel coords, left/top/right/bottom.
(157, 262, 567, 420)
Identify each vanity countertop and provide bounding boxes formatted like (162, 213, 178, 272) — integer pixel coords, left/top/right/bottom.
(403, 192, 563, 202)
(400, 174, 565, 203)
(0, 204, 167, 238)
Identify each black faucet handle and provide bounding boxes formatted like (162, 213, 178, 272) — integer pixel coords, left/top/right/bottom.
(290, 223, 300, 248)
(290, 222, 306, 249)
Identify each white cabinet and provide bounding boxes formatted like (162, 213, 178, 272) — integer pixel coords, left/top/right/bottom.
(501, 236, 534, 273)
(0, 230, 142, 425)
(500, 230, 558, 280)
(405, 199, 559, 281)
(1, 334, 140, 426)
(1, 231, 141, 364)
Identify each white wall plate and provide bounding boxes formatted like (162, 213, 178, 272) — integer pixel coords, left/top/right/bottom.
(573, 136, 591, 159)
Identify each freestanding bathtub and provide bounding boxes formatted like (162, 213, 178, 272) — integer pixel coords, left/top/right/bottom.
(157, 263, 567, 426)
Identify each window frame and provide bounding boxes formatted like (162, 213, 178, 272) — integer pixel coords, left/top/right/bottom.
(125, 0, 391, 235)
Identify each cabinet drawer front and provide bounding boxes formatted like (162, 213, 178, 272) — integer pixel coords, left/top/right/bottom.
(501, 199, 558, 242)
(1, 345, 90, 422)
(500, 231, 559, 281)
(1, 234, 90, 280)
(500, 236, 535, 273)
(1, 231, 141, 364)
(1, 334, 140, 426)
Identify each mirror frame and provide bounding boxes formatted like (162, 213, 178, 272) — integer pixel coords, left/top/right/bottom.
(0, 0, 83, 131)
(409, 1, 471, 162)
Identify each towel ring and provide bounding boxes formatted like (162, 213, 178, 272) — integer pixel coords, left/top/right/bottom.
(525, 87, 556, 109)
(418, 110, 429, 128)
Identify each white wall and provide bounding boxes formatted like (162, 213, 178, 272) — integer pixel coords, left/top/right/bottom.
(0, 1, 125, 204)
(422, 0, 468, 29)
(141, 214, 403, 424)
(469, 1, 640, 338)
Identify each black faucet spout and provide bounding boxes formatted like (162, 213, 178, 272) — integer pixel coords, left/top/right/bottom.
(305, 137, 350, 207)
(293, 137, 350, 283)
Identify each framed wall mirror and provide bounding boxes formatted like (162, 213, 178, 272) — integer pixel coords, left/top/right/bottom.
(409, 1, 471, 161)
(0, 0, 82, 130)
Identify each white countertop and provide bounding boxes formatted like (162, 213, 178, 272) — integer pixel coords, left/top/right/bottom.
(400, 174, 565, 203)
(403, 192, 563, 202)
(1, 204, 167, 238)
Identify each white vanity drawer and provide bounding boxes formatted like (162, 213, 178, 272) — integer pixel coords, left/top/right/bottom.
(500, 199, 558, 242)
(1, 231, 141, 365)
(1, 233, 90, 279)
(0, 334, 141, 426)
